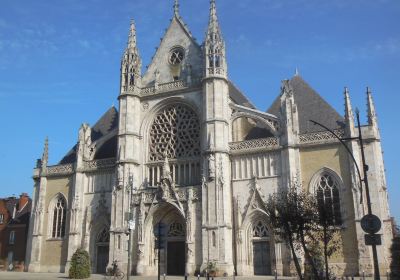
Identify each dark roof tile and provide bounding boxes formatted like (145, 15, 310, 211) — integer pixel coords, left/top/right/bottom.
(267, 75, 344, 134)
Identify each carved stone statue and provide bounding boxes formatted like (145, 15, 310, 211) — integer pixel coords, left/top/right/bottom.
(208, 153, 215, 180)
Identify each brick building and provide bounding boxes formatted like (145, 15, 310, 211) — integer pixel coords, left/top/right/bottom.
(0, 193, 31, 271)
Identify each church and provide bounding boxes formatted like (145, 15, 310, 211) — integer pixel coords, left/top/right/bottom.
(25, 0, 394, 277)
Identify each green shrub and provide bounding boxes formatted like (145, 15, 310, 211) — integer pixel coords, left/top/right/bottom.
(69, 248, 91, 279)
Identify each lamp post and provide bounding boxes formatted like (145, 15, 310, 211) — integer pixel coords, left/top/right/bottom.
(126, 174, 136, 280)
(309, 108, 381, 280)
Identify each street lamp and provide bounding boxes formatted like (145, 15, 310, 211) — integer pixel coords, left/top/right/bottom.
(309, 108, 381, 280)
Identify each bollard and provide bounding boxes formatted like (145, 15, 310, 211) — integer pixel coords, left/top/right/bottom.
(198, 274, 200, 280)
(387, 270, 390, 280)
(362, 270, 365, 280)
(163, 273, 166, 280)
(185, 274, 188, 280)
(233, 270, 236, 280)
(206, 270, 209, 280)
(274, 269, 277, 280)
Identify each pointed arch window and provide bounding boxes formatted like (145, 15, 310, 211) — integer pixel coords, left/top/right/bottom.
(51, 196, 67, 238)
(314, 173, 342, 226)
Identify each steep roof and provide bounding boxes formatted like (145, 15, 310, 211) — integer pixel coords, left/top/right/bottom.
(228, 81, 256, 109)
(59, 106, 119, 164)
(267, 75, 344, 134)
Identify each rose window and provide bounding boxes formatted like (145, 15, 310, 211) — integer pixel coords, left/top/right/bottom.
(147, 104, 201, 187)
(149, 104, 200, 161)
(169, 47, 185, 65)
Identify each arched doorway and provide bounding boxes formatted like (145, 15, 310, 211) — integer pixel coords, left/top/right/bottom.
(96, 227, 110, 274)
(150, 204, 186, 276)
(165, 221, 186, 275)
(252, 221, 272, 275)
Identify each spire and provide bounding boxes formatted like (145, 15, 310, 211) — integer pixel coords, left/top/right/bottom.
(207, 0, 221, 36)
(174, 0, 180, 17)
(41, 137, 49, 169)
(295, 67, 299, 76)
(121, 19, 142, 93)
(367, 87, 378, 126)
(205, 0, 227, 78)
(344, 87, 355, 134)
(127, 19, 137, 50)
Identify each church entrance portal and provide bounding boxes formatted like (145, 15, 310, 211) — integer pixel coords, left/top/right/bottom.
(96, 227, 110, 274)
(253, 241, 271, 275)
(167, 241, 185, 275)
(96, 245, 109, 273)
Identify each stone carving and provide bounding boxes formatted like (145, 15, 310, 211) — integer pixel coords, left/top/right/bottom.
(84, 158, 115, 170)
(46, 164, 74, 176)
(252, 221, 269, 238)
(229, 137, 279, 152)
(149, 104, 200, 161)
(299, 129, 345, 144)
(78, 124, 92, 160)
(208, 153, 215, 180)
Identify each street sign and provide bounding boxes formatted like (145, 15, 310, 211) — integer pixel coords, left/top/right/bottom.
(365, 234, 382, 246)
(361, 214, 382, 234)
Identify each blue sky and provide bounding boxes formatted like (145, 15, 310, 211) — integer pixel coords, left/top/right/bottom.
(0, 0, 399, 221)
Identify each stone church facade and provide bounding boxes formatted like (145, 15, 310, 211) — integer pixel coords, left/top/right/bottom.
(25, 0, 393, 277)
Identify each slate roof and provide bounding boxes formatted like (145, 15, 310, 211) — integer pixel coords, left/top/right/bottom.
(59, 106, 119, 164)
(267, 75, 345, 134)
(228, 81, 256, 109)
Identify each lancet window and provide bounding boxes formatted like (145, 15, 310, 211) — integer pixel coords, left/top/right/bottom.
(314, 173, 342, 226)
(50, 196, 67, 238)
(147, 104, 201, 187)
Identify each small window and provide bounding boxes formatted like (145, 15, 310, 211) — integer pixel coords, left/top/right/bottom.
(9, 231, 15, 245)
(0, 214, 4, 224)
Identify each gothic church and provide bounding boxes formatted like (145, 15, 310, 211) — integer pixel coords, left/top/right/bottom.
(26, 0, 393, 277)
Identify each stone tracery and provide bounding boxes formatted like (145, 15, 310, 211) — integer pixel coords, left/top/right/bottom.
(149, 104, 200, 162)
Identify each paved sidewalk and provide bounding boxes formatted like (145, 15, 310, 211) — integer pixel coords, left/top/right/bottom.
(0, 272, 298, 280)
(0, 272, 390, 280)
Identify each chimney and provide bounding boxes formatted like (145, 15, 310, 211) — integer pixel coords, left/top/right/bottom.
(18, 193, 30, 210)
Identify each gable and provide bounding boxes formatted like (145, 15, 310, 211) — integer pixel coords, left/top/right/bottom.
(141, 16, 203, 86)
(267, 75, 344, 134)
